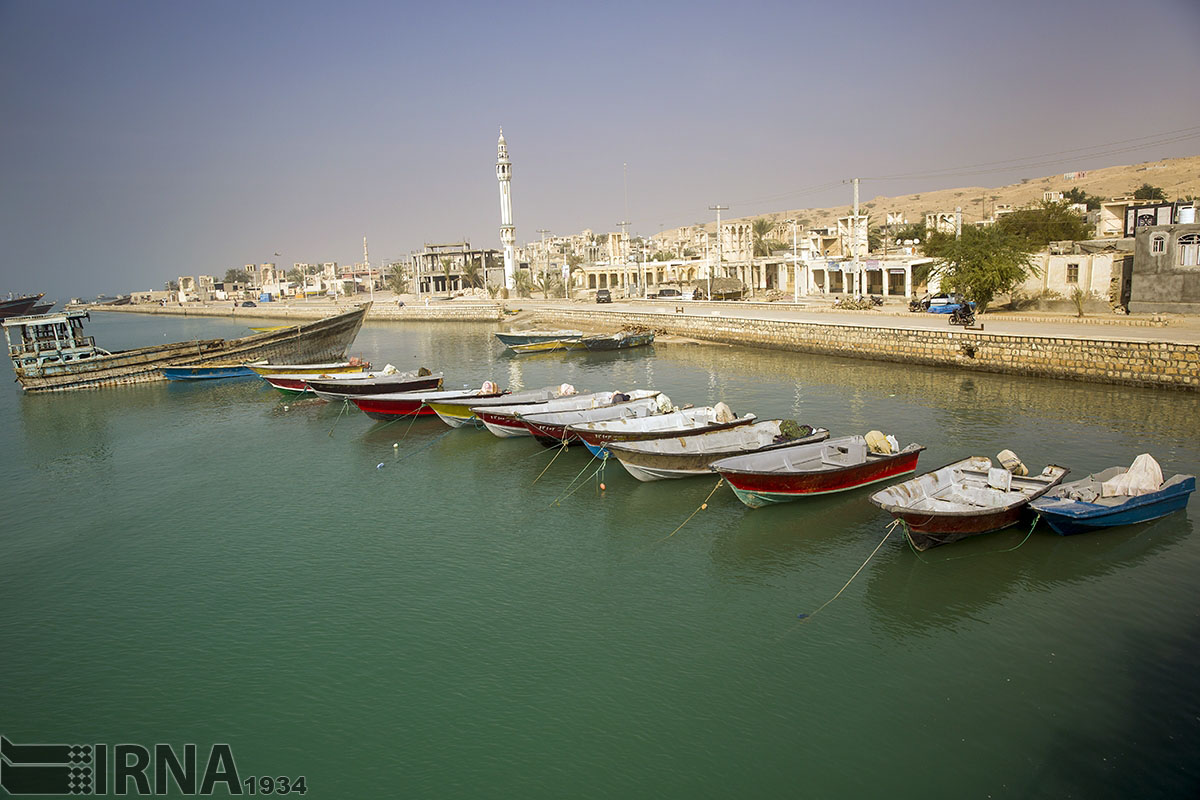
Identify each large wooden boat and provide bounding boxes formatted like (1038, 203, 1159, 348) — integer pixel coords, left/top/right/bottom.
(0, 293, 44, 319)
(568, 407, 757, 459)
(581, 331, 655, 351)
(507, 339, 587, 354)
(869, 456, 1069, 551)
(709, 435, 925, 508)
(2, 303, 370, 392)
(606, 420, 830, 482)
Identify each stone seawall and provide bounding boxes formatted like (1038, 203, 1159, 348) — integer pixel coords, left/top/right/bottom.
(90, 302, 505, 322)
(532, 309, 1199, 391)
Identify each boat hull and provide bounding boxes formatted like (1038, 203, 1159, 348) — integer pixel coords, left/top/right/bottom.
(476, 410, 535, 437)
(305, 374, 443, 398)
(718, 449, 924, 508)
(611, 428, 830, 482)
(161, 365, 258, 380)
(508, 339, 586, 354)
(582, 332, 655, 351)
(1031, 475, 1195, 535)
(574, 416, 757, 459)
(11, 304, 370, 392)
(349, 390, 506, 421)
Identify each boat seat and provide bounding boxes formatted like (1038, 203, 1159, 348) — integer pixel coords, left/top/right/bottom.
(820, 440, 867, 467)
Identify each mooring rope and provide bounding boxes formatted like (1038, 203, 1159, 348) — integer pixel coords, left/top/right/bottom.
(530, 441, 570, 485)
(655, 478, 724, 543)
(549, 452, 604, 507)
(326, 397, 351, 437)
(796, 519, 900, 622)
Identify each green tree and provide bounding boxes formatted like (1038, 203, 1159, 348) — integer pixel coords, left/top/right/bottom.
(533, 269, 561, 298)
(924, 226, 1036, 311)
(440, 258, 454, 297)
(512, 269, 533, 298)
(891, 222, 927, 245)
(286, 267, 305, 285)
(997, 201, 1091, 248)
(1062, 187, 1103, 210)
(461, 258, 482, 289)
(387, 267, 408, 294)
(1133, 183, 1166, 201)
(224, 268, 250, 284)
(752, 218, 783, 257)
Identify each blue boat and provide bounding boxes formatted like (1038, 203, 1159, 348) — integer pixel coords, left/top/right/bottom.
(160, 365, 258, 381)
(1030, 468, 1194, 536)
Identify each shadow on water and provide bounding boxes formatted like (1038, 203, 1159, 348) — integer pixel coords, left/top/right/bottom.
(863, 515, 1191, 641)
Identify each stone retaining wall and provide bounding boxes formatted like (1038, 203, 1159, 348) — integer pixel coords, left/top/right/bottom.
(90, 302, 504, 322)
(533, 309, 1199, 391)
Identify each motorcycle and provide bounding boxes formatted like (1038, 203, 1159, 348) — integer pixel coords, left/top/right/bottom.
(949, 304, 976, 327)
(908, 294, 930, 312)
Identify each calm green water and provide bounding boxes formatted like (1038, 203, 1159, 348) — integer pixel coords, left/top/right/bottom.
(2, 313, 1198, 798)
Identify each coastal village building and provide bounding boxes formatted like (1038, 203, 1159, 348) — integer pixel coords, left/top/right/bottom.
(1130, 222, 1200, 314)
(411, 242, 503, 295)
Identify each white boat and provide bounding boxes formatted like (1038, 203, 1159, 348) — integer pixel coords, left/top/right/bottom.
(567, 406, 758, 458)
(472, 390, 659, 438)
(520, 394, 672, 446)
(426, 385, 582, 428)
(606, 420, 830, 481)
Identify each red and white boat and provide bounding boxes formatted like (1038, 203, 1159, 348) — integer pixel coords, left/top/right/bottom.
(350, 385, 508, 420)
(710, 434, 925, 508)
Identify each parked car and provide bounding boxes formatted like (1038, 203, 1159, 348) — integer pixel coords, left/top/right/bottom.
(596, 289, 612, 304)
(240, 301, 257, 307)
(656, 287, 682, 299)
(924, 293, 974, 314)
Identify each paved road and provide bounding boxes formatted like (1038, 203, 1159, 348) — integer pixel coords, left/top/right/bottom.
(517, 299, 1200, 344)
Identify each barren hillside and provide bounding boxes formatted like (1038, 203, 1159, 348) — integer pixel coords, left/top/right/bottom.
(690, 155, 1200, 236)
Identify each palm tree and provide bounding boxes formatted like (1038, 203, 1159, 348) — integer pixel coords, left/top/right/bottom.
(752, 217, 781, 257)
(512, 270, 533, 298)
(387, 268, 408, 294)
(462, 258, 482, 290)
(440, 258, 454, 298)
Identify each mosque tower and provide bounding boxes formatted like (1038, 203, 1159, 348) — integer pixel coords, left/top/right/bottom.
(496, 129, 516, 290)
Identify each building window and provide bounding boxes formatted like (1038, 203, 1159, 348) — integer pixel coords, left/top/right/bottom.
(1180, 234, 1200, 267)
(1151, 234, 1166, 254)
(1066, 263, 1079, 283)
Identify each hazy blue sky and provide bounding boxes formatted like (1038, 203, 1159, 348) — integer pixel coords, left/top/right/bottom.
(2, 0, 1198, 298)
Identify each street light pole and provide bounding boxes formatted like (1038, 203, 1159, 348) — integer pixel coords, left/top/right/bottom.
(708, 204, 728, 299)
(537, 229, 550, 298)
(785, 218, 800, 303)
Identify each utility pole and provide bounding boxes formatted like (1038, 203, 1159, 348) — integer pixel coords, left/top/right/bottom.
(851, 178, 862, 296)
(617, 220, 630, 299)
(537, 229, 550, 298)
(363, 236, 373, 301)
(955, 206, 963, 239)
(708, 204, 728, 299)
(785, 218, 800, 303)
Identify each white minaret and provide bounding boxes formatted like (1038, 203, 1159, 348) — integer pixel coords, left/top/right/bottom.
(496, 128, 516, 290)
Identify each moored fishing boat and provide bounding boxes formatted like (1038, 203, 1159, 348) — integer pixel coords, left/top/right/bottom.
(516, 393, 672, 446)
(0, 293, 44, 319)
(507, 338, 587, 354)
(494, 329, 583, 351)
(161, 364, 260, 381)
(2, 303, 370, 392)
(304, 369, 442, 399)
(606, 420, 829, 481)
(474, 390, 659, 438)
(427, 384, 582, 428)
(248, 358, 370, 376)
(709, 433, 925, 508)
(869, 455, 1069, 551)
(349, 385, 508, 420)
(568, 405, 757, 459)
(1029, 455, 1194, 535)
(581, 331, 655, 351)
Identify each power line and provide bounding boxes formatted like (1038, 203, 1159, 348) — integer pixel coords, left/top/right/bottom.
(862, 125, 1200, 182)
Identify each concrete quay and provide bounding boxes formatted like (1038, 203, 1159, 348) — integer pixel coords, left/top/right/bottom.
(90, 295, 1200, 390)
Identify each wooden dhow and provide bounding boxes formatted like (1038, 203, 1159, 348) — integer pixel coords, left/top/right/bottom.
(3, 303, 370, 392)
